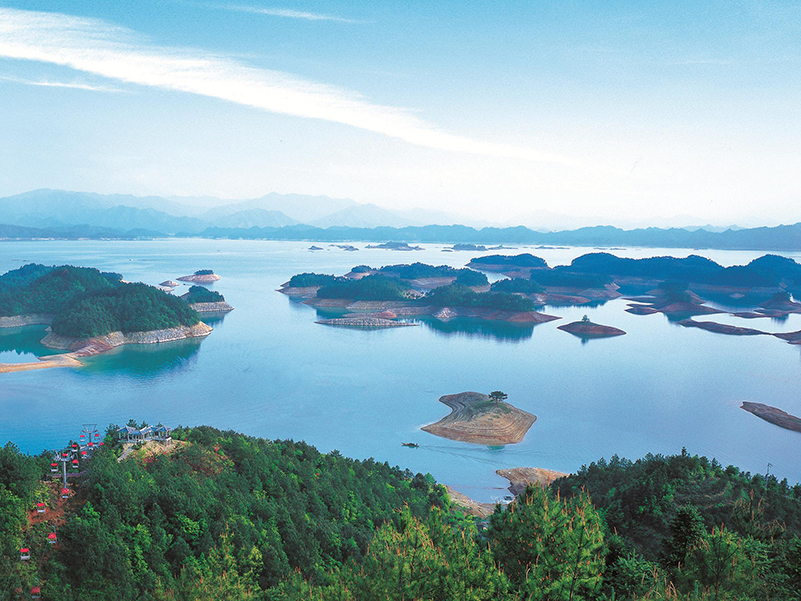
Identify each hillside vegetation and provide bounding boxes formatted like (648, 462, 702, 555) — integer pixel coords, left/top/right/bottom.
(0, 264, 201, 338)
(3, 433, 800, 599)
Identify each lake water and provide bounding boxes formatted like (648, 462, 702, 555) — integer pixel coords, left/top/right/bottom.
(1, 239, 800, 501)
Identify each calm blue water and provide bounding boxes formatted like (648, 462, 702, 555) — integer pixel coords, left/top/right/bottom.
(1, 239, 800, 501)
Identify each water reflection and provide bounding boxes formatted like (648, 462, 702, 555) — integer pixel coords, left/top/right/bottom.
(77, 337, 203, 378)
(411, 317, 537, 342)
(0, 325, 58, 357)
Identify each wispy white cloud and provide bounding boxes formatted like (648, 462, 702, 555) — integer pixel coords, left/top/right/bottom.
(0, 74, 123, 92)
(0, 7, 568, 165)
(219, 4, 361, 23)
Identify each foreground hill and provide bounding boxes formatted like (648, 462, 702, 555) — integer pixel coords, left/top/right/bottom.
(2, 427, 801, 599)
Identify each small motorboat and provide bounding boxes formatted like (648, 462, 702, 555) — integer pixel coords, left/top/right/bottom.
(401, 442, 419, 448)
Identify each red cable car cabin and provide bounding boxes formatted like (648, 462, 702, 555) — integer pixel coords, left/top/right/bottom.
(20, 547, 30, 560)
(47, 532, 57, 544)
(31, 586, 41, 598)
(61, 487, 69, 498)
(36, 502, 46, 513)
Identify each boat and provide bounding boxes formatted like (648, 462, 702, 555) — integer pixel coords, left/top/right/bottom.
(401, 442, 419, 448)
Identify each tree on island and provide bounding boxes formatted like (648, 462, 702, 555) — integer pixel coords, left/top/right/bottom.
(582, 315, 591, 323)
(489, 391, 508, 404)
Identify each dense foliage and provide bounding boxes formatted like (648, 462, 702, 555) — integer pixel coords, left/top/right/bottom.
(3, 438, 801, 599)
(490, 277, 545, 294)
(182, 286, 225, 304)
(454, 269, 489, 286)
(193, 270, 215, 276)
(0, 443, 49, 596)
(349, 265, 373, 273)
(378, 262, 459, 279)
(279, 507, 513, 600)
(0, 265, 122, 316)
(287, 273, 342, 287)
(425, 284, 535, 311)
(565, 253, 794, 288)
(554, 450, 801, 559)
(316, 275, 411, 301)
(4, 427, 446, 599)
(530, 267, 614, 289)
(50, 284, 200, 338)
(468, 253, 549, 269)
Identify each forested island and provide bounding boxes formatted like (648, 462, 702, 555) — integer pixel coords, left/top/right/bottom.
(180, 285, 234, 313)
(470, 252, 801, 299)
(280, 262, 560, 325)
(0, 264, 212, 371)
(3, 427, 801, 599)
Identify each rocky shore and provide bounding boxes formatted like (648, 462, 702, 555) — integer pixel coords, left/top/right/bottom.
(496, 467, 568, 496)
(41, 322, 213, 355)
(190, 301, 234, 313)
(2, 322, 212, 374)
(315, 317, 418, 328)
(741, 401, 801, 434)
(0, 353, 81, 374)
(177, 272, 221, 283)
(421, 391, 536, 445)
(0, 314, 54, 328)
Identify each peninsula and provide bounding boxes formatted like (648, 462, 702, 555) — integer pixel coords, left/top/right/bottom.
(421, 391, 536, 445)
(0, 264, 213, 372)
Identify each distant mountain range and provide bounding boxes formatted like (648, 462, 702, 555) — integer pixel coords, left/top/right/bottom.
(0, 189, 444, 233)
(0, 189, 799, 251)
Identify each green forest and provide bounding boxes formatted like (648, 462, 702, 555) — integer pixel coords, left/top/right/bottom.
(0, 264, 202, 338)
(472, 252, 801, 292)
(50, 284, 201, 338)
(0, 265, 122, 316)
(5, 430, 798, 599)
(181, 286, 225, 304)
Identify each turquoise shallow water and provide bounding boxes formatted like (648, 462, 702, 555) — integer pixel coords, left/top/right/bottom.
(1, 239, 800, 501)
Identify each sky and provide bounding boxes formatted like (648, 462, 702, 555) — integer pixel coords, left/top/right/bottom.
(0, 1, 800, 228)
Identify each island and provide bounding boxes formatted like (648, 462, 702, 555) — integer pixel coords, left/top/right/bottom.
(421, 391, 536, 445)
(180, 285, 234, 313)
(177, 269, 221, 283)
(449, 243, 487, 251)
(557, 316, 626, 338)
(0, 264, 213, 373)
(741, 401, 801, 434)
(365, 242, 422, 251)
(279, 263, 561, 325)
(473, 252, 801, 305)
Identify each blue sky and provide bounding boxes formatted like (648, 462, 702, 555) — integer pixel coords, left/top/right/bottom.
(1, 1, 800, 227)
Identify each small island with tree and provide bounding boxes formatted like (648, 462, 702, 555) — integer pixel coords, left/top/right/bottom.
(421, 391, 536, 445)
(177, 269, 221, 283)
(557, 314, 626, 339)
